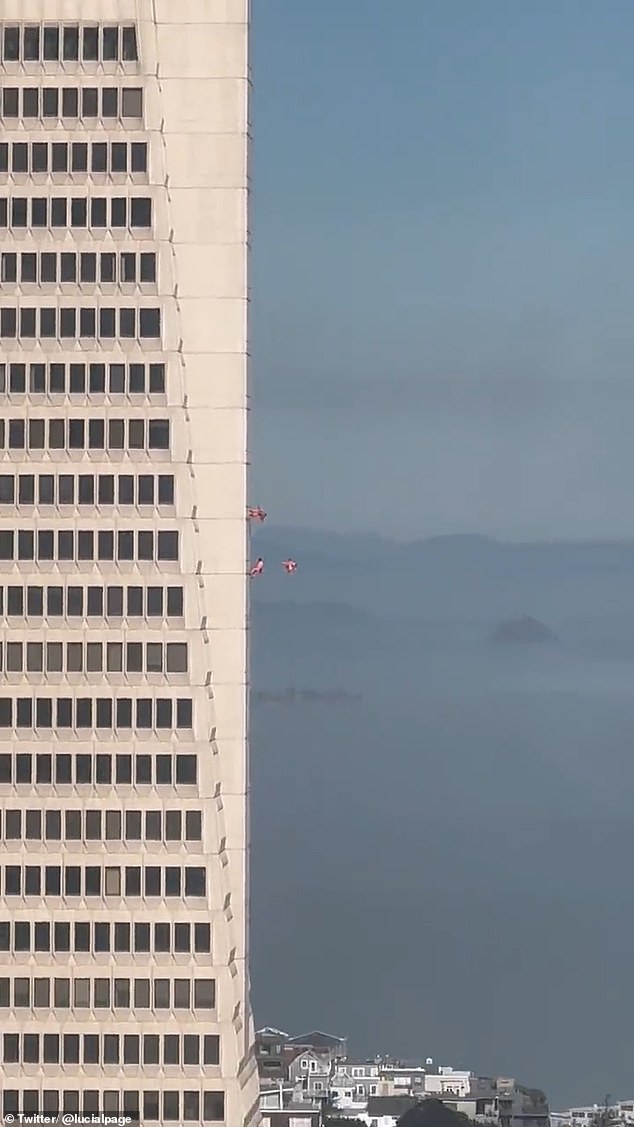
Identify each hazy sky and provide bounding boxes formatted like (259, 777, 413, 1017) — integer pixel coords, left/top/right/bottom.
(251, 0, 634, 541)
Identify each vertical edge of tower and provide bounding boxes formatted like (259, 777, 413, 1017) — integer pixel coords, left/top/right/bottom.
(144, 0, 258, 1122)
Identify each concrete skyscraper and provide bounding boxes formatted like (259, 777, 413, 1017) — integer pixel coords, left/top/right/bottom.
(0, 1, 257, 1122)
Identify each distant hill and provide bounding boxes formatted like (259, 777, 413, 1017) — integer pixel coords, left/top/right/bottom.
(490, 616, 559, 644)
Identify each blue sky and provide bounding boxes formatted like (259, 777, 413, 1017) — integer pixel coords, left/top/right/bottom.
(251, 1, 634, 541)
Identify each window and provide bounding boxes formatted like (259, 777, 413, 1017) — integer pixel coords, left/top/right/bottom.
(112, 143, 127, 173)
(131, 143, 147, 173)
(23, 25, 40, 59)
(52, 143, 68, 172)
(131, 198, 151, 227)
(63, 88, 79, 117)
(102, 87, 118, 117)
(122, 88, 143, 117)
(2, 89, 18, 117)
(71, 142, 87, 171)
(43, 26, 60, 60)
(23, 89, 39, 118)
(3, 26, 19, 61)
(43, 89, 59, 119)
(63, 26, 79, 61)
(122, 26, 138, 61)
(82, 87, 99, 117)
(33, 142, 48, 171)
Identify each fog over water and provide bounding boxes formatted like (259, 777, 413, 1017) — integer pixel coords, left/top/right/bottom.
(249, 530, 634, 1108)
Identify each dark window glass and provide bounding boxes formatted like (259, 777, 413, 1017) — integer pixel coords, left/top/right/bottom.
(41, 253, 56, 282)
(80, 253, 97, 283)
(1, 254, 16, 284)
(100, 253, 116, 283)
(71, 142, 87, 171)
(83, 26, 99, 61)
(92, 142, 107, 173)
(140, 253, 156, 283)
(103, 26, 119, 60)
(42, 88, 59, 118)
(52, 198, 68, 227)
(100, 308, 116, 338)
(80, 308, 95, 338)
(112, 142, 127, 172)
(122, 27, 138, 61)
(49, 363, 65, 392)
(40, 308, 56, 338)
(60, 308, 76, 338)
(32, 198, 48, 227)
(24, 26, 40, 60)
(52, 143, 68, 172)
(2, 89, 18, 118)
(30, 364, 45, 393)
(43, 26, 60, 60)
(3, 26, 19, 60)
(71, 198, 87, 227)
(70, 364, 85, 394)
(62, 88, 79, 117)
(63, 26, 79, 61)
(131, 142, 147, 173)
(22, 88, 39, 118)
(0, 144, 8, 172)
(12, 144, 27, 173)
(20, 309, 36, 338)
(91, 197, 107, 228)
(102, 87, 118, 117)
(11, 198, 26, 227)
(82, 87, 98, 117)
(111, 197, 127, 227)
(131, 197, 151, 227)
(120, 308, 135, 338)
(32, 142, 48, 171)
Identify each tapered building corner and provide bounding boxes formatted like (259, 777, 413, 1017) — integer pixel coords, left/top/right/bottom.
(0, 0, 258, 1122)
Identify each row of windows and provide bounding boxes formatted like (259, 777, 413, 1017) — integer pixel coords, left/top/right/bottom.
(0, 640, 188, 676)
(0, 584, 184, 619)
(0, 696, 192, 731)
(0, 415, 170, 451)
(0, 919, 210, 955)
(0, 359, 165, 395)
(0, 752, 197, 787)
(0, 473, 174, 508)
(0, 864, 207, 898)
(0, 194, 151, 228)
(0, 528, 179, 563)
(0, 139, 147, 176)
(2, 1090, 224, 1124)
(0, 305, 161, 340)
(0, 807, 201, 842)
(2, 1031, 219, 1067)
(0, 975, 215, 1012)
(1, 250, 156, 286)
(1, 85, 143, 120)
(2, 25, 139, 64)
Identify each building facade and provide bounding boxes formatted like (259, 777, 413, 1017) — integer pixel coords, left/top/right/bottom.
(0, 0, 257, 1122)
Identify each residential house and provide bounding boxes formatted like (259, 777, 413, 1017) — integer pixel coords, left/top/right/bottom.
(425, 1068, 474, 1098)
(378, 1064, 428, 1099)
(287, 1048, 332, 1103)
(330, 1060, 381, 1108)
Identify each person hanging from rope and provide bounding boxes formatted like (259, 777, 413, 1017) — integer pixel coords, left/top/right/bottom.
(249, 558, 265, 577)
(248, 506, 267, 522)
(282, 559, 297, 574)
